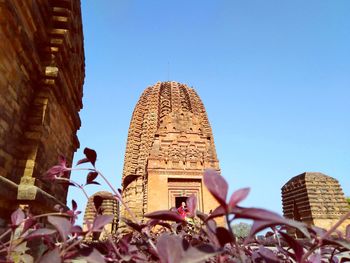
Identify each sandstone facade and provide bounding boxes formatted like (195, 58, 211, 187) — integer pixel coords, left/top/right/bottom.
(121, 81, 220, 223)
(282, 172, 350, 235)
(0, 0, 84, 217)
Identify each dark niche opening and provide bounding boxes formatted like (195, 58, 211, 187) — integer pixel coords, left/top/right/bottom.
(175, 196, 188, 208)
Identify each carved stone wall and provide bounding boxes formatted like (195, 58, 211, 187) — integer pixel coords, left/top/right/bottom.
(0, 0, 85, 217)
(121, 81, 220, 223)
(83, 191, 119, 241)
(282, 172, 350, 235)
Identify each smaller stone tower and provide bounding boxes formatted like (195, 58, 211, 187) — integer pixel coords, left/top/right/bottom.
(282, 172, 350, 235)
(83, 191, 119, 240)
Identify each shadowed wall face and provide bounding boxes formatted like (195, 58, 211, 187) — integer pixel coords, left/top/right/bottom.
(0, 0, 85, 217)
(282, 172, 350, 235)
(121, 81, 220, 222)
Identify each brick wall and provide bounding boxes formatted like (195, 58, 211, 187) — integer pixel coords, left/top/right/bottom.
(0, 0, 85, 216)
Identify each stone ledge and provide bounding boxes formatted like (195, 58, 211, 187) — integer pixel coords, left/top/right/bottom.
(0, 176, 66, 217)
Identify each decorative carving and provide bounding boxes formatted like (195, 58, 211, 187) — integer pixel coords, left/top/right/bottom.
(121, 82, 220, 224)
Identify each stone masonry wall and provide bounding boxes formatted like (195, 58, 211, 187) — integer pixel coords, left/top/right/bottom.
(0, 0, 85, 216)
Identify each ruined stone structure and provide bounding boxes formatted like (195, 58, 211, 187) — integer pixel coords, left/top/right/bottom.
(0, 0, 85, 217)
(282, 172, 350, 235)
(121, 81, 220, 222)
(83, 191, 119, 240)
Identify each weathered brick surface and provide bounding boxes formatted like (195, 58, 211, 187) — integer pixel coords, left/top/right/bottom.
(282, 172, 350, 234)
(0, 0, 84, 216)
(121, 82, 221, 225)
(83, 191, 119, 241)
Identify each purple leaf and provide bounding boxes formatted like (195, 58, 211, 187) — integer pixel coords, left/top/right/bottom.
(216, 227, 232, 247)
(232, 207, 310, 238)
(346, 224, 350, 240)
(181, 244, 218, 263)
(44, 165, 69, 180)
(11, 208, 25, 227)
(22, 218, 36, 234)
(228, 188, 250, 210)
(186, 194, 197, 218)
(83, 147, 97, 167)
(247, 220, 277, 242)
(278, 231, 304, 262)
(276, 246, 294, 259)
(72, 200, 78, 211)
(144, 210, 185, 223)
(122, 217, 144, 232)
(258, 246, 280, 262)
(92, 215, 114, 232)
(156, 233, 184, 263)
(71, 225, 83, 234)
(83, 248, 105, 263)
(206, 219, 218, 234)
(93, 195, 103, 211)
(322, 238, 350, 250)
(206, 205, 226, 221)
(309, 253, 321, 263)
(247, 217, 310, 242)
(48, 216, 71, 241)
(232, 207, 284, 221)
(63, 250, 79, 260)
(148, 219, 172, 230)
(38, 247, 61, 263)
(76, 157, 89, 166)
(203, 169, 228, 207)
(123, 174, 139, 189)
(196, 211, 208, 222)
(86, 171, 99, 185)
(88, 181, 100, 185)
(26, 228, 57, 239)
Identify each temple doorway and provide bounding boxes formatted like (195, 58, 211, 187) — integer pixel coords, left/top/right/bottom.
(175, 196, 188, 208)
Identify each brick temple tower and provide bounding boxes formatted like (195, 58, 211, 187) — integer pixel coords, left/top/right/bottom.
(282, 172, 350, 235)
(121, 81, 220, 222)
(0, 0, 85, 217)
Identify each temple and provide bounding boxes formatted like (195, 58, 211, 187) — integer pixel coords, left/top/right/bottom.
(282, 172, 350, 235)
(0, 0, 85, 218)
(121, 81, 221, 222)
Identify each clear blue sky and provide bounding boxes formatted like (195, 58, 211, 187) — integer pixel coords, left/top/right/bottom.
(68, 1, 350, 223)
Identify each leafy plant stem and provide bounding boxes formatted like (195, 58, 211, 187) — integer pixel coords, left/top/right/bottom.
(57, 177, 90, 200)
(300, 244, 319, 263)
(95, 169, 139, 224)
(226, 214, 242, 261)
(0, 229, 11, 240)
(6, 231, 14, 262)
(32, 212, 69, 220)
(107, 235, 122, 259)
(60, 237, 83, 256)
